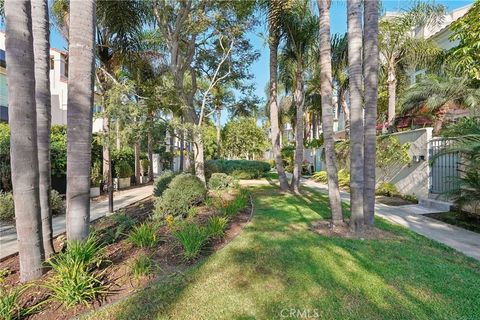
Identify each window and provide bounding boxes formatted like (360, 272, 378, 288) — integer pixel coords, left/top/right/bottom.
(0, 50, 5, 68)
(50, 57, 54, 70)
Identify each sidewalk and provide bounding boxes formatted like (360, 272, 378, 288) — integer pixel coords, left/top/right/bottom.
(0, 184, 153, 260)
(302, 179, 480, 261)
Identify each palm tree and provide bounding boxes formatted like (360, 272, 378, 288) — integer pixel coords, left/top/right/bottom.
(317, 0, 343, 225)
(66, 0, 96, 241)
(281, 0, 318, 193)
(5, 0, 45, 281)
(331, 33, 349, 136)
(363, 0, 379, 227)
(267, 0, 291, 191)
(347, 0, 364, 232)
(31, 0, 54, 258)
(379, 2, 445, 128)
(401, 76, 480, 135)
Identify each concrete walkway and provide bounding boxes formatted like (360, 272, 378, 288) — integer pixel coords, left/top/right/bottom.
(0, 184, 153, 260)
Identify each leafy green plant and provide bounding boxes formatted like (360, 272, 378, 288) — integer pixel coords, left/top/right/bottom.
(154, 174, 206, 218)
(140, 159, 150, 176)
(103, 213, 137, 244)
(172, 223, 209, 260)
(131, 255, 156, 279)
(206, 160, 270, 179)
(0, 268, 10, 284)
(312, 171, 327, 183)
(59, 233, 104, 268)
(50, 190, 64, 216)
(375, 182, 399, 197)
(208, 173, 235, 191)
(224, 190, 250, 217)
(153, 170, 176, 197)
(115, 160, 133, 178)
(128, 223, 157, 248)
(0, 285, 36, 320)
(205, 216, 229, 239)
(0, 192, 14, 222)
(90, 160, 103, 187)
(337, 169, 350, 189)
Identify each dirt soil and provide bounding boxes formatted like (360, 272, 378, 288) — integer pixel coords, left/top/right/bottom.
(0, 190, 253, 320)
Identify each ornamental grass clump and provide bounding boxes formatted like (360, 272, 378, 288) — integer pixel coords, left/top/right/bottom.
(172, 223, 209, 260)
(128, 223, 158, 248)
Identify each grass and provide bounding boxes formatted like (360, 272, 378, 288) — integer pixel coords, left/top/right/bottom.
(83, 185, 480, 320)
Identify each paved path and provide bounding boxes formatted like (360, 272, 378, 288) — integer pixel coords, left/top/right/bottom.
(0, 184, 153, 260)
(242, 178, 480, 261)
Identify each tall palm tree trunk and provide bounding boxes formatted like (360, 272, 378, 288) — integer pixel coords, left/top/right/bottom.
(338, 87, 350, 137)
(32, 0, 54, 258)
(347, 0, 364, 232)
(66, 0, 96, 241)
(363, 0, 379, 227)
(318, 0, 343, 224)
(291, 64, 304, 193)
(269, 36, 290, 191)
(147, 119, 154, 181)
(387, 62, 396, 128)
(5, 0, 45, 282)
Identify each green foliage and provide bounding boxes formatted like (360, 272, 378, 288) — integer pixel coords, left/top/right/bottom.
(104, 212, 137, 244)
(0, 268, 9, 284)
(205, 216, 228, 239)
(448, 1, 480, 81)
(112, 148, 135, 176)
(224, 189, 250, 216)
(140, 159, 150, 176)
(128, 223, 157, 248)
(206, 160, 270, 179)
(312, 171, 327, 183)
(0, 191, 14, 222)
(208, 173, 235, 190)
(91, 160, 103, 187)
(172, 223, 209, 260)
(441, 117, 480, 138)
(375, 182, 399, 197)
(153, 171, 176, 197)
(44, 234, 107, 308)
(0, 123, 11, 191)
(131, 255, 156, 279)
(115, 160, 133, 178)
(221, 117, 268, 159)
(50, 190, 64, 216)
(0, 285, 34, 320)
(280, 145, 295, 173)
(50, 125, 67, 178)
(337, 169, 350, 189)
(376, 136, 411, 182)
(154, 174, 207, 218)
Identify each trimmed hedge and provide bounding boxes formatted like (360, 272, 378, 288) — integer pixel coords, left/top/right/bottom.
(208, 173, 235, 190)
(206, 160, 270, 180)
(153, 171, 176, 197)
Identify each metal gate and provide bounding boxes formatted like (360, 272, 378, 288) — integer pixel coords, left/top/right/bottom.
(428, 138, 459, 194)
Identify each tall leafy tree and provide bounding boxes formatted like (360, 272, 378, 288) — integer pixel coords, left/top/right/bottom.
(317, 0, 343, 224)
(5, 0, 45, 281)
(66, 0, 96, 241)
(347, 0, 364, 232)
(379, 2, 445, 128)
(363, 0, 379, 227)
(32, 0, 54, 257)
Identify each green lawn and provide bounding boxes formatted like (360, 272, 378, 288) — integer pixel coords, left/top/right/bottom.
(85, 185, 480, 320)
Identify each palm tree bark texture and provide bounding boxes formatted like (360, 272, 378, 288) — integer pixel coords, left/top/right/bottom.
(5, 0, 45, 281)
(347, 0, 365, 232)
(317, 0, 343, 225)
(66, 0, 96, 241)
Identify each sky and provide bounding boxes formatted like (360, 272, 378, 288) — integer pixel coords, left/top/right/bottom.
(46, 0, 473, 120)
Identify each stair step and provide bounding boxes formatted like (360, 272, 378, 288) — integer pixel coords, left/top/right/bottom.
(419, 198, 452, 212)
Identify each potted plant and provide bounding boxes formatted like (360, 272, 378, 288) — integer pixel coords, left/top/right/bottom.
(140, 159, 150, 183)
(90, 161, 102, 197)
(115, 160, 133, 189)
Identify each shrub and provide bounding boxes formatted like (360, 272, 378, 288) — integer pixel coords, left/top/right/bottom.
(281, 145, 295, 173)
(154, 174, 206, 218)
(0, 192, 14, 222)
(375, 182, 399, 197)
(90, 160, 102, 187)
(208, 173, 235, 190)
(267, 159, 276, 169)
(172, 223, 209, 260)
(44, 234, 107, 308)
(115, 160, 133, 178)
(205, 216, 228, 239)
(224, 189, 250, 217)
(153, 171, 176, 197)
(0, 285, 34, 320)
(131, 255, 156, 279)
(206, 160, 270, 179)
(128, 223, 157, 248)
(141, 159, 150, 176)
(338, 169, 350, 189)
(104, 213, 137, 244)
(51, 190, 64, 216)
(312, 171, 327, 183)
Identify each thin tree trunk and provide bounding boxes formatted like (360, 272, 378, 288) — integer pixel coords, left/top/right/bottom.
(433, 104, 450, 135)
(66, 0, 96, 241)
(5, 0, 45, 281)
(269, 36, 290, 190)
(179, 128, 185, 171)
(116, 120, 121, 150)
(347, 0, 364, 232)
(387, 61, 396, 129)
(102, 114, 113, 212)
(32, 0, 54, 258)
(134, 139, 140, 184)
(318, 0, 343, 224)
(147, 127, 153, 181)
(291, 64, 304, 193)
(216, 108, 221, 159)
(193, 133, 206, 183)
(339, 87, 350, 138)
(169, 128, 174, 170)
(363, 0, 379, 227)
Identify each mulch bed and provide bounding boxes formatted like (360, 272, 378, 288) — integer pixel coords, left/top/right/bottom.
(0, 189, 253, 320)
(310, 220, 396, 240)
